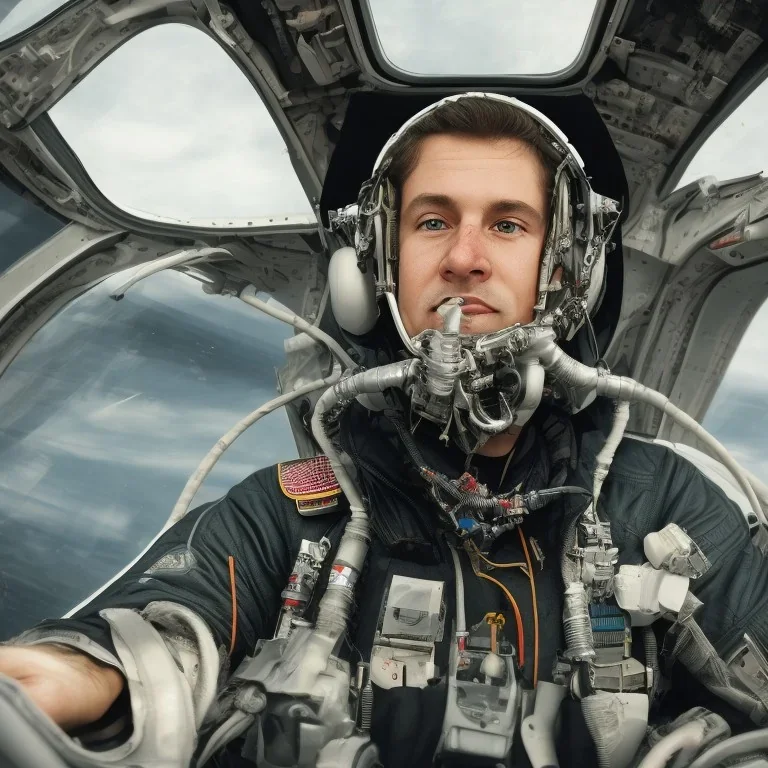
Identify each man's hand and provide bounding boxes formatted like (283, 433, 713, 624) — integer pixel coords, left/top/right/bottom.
(0, 644, 125, 731)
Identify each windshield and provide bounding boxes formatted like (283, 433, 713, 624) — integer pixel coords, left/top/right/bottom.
(0, 0, 66, 42)
(703, 297, 768, 481)
(49, 23, 314, 227)
(364, 0, 600, 77)
(675, 76, 768, 189)
(0, 270, 297, 639)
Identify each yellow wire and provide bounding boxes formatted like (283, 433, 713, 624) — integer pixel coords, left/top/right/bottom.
(469, 541, 528, 572)
(475, 570, 525, 670)
(518, 527, 539, 687)
(467, 540, 537, 680)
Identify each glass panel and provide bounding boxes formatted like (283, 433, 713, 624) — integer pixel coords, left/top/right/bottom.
(675, 76, 768, 190)
(703, 298, 768, 479)
(0, 0, 67, 43)
(0, 270, 298, 640)
(365, 0, 599, 76)
(49, 23, 313, 227)
(0, 177, 64, 272)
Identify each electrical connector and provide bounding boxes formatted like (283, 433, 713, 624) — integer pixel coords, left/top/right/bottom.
(644, 523, 711, 579)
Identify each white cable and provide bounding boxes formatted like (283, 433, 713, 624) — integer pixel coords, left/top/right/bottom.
(195, 711, 254, 768)
(239, 284, 357, 371)
(384, 292, 420, 356)
(110, 247, 232, 299)
(743, 466, 768, 513)
(111, 251, 355, 373)
(592, 400, 631, 515)
(687, 729, 768, 768)
(541, 344, 766, 526)
(168, 277, 355, 522)
(168, 369, 340, 525)
(310, 384, 370, 515)
(658, 396, 765, 526)
(635, 720, 707, 768)
(591, 375, 764, 524)
(449, 546, 467, 634)
(308, 360, 415, 637)
(308, 360, 417, 514)
(312, 279, 330, 328)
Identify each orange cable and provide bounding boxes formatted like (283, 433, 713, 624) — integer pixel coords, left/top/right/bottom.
(476, 570, 525, 669)
(227, 555, 238, 657)
(518, 528, 539, 687)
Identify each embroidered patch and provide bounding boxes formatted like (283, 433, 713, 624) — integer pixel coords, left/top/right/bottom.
(278, 456, 342, 513)
(144, 546, 196, 575)
(296, 496, 340, 513)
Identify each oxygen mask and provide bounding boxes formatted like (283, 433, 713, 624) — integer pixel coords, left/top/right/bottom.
(408, 296, 555, 454)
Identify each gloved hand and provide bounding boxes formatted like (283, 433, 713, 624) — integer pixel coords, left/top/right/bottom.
(0, 644, 124, 730)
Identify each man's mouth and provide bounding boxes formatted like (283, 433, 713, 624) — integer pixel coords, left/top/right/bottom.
(432, 296, 495, 315)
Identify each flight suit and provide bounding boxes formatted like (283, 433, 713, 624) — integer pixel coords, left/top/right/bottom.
(16, 402, 768, 766)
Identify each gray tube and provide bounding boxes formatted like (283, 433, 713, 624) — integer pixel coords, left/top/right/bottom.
(537, 340, 765, 524)
(635, 720, 707, 768)
(310, 360, 417, 637)
(195, 711, 256, 768)
(110, 247, 232, 300)
(644, 626, 659, 699)
(240, 285, 357, 371)
(686, 729, 768, 768)
(448, 546, 467, 634)
(598, 376, 763, 521)
(581, 693, 623, 768)
(563, 582, 595, 661)
(0, 679, 71, 768)
(539, 343, 598, 388)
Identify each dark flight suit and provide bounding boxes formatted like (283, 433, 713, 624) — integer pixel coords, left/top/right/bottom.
(20, 402, 768, 766)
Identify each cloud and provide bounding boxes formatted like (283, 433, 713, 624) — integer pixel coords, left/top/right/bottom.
(0, 268, 299, 500)
(0, 264, 302, 637)
(366, 0, 596, 75)
(29, 393, 294, 474)
(717, 301, 768, 390)
(49, 24, 313, 222)
(676, 77, 768, 188)
(697, 293, 768, 480)
(0, 0, 64, 41)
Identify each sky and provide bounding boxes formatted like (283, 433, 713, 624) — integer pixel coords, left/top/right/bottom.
(366, 0, 598, 76)
(0, 270, 300, 637)
(49, 24, 314, 225)
(676, 76, 768, 188)
(0, 3, 765, 473)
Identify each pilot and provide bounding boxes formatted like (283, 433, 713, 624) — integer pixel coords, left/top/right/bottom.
(1, 93, 767, 768)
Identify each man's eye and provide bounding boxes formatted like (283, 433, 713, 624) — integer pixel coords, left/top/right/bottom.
(420, 219, 446, 231)
(495, 220, 521, 235)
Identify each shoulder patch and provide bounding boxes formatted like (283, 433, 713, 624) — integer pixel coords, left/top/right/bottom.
(278, 456, 342, 515)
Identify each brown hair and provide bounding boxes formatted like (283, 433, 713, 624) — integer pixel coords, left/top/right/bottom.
(387, 97, 560, 199)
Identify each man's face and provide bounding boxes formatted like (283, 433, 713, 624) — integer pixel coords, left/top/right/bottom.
(397, 134, 549, 336)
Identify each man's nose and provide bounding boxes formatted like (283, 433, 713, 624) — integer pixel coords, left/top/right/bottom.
(438, 225, 491, 282)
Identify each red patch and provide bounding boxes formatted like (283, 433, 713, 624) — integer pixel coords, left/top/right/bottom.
(278, 456, 341, 501)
